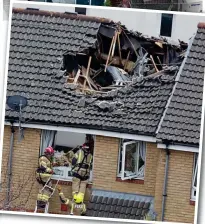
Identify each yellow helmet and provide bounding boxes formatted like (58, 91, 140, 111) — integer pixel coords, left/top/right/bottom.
(73, 192, 84, 204)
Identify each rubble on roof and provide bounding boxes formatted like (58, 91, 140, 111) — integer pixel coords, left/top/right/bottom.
(6, 9, 192, 139)
(63, 22, 187, 94)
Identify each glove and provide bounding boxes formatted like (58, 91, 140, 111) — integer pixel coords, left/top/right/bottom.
(57, 185, 62, 192)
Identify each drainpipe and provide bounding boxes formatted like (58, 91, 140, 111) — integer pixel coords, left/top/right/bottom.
(161, 140, 170, 221)
(5, 123, 15, 208)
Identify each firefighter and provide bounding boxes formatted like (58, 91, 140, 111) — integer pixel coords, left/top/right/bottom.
(35, 146, 55, 211)
(71, 135, 93, 201)
(57, 185, 86, 216)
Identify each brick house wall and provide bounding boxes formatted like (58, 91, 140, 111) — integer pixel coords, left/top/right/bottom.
(0, 126, 91, 214)
(164, 150, 195, 223)
(93, 136, 159, 196)
(0, 126, 40, 211)
(0, 127, 195, 222)
(93, 136, 195, 223)
(154, 149, 195, 223)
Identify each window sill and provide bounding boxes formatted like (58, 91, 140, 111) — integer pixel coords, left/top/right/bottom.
(190, 200, 195, 206)
(116, 177, 144, 184)
(52, 179, 93, 188)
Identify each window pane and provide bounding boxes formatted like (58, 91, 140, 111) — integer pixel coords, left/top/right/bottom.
(194, 173, 197, 187)
(124, 143, 138, 176)
(138, 156, 145, 169)
(194, 153, 198, 187)
(160, 14, 173, 37)
(53, 167, 64, 177)
(138, 142, 146, 169)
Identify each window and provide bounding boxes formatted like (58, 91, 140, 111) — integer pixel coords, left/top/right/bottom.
(39, 130, 94, 182)
(160, 13, 173, 37)
(75, 7, 87, 15)
(118, 139, 146, 180)
(191, 153, 198, 201)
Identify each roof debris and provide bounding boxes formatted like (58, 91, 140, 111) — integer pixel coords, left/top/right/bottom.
(63, 23, 187, 94)
(8, 8, 202, 146)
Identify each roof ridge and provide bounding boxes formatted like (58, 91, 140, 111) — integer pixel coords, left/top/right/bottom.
(12, 8, 113, 24)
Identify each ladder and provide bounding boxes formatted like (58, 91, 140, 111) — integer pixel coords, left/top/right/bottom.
(34, 174, 60, 213)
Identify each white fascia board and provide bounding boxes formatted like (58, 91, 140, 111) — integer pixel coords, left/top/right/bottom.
(157, 143, 199, 153)
(4, 122, 156, 143)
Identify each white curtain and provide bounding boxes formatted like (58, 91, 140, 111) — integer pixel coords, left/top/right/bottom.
(40, 130, 56, 155)
(139, 142, 146, 162)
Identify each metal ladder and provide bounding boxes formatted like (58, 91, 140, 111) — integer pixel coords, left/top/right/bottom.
(34, 176, 60, 213)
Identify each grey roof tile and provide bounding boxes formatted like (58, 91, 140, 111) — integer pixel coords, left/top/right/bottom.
(6, 9, 176, 137)
(157, 27, 205, 146)
(86, 191, 152, 220)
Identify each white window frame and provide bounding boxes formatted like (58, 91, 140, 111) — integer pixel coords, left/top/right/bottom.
(51, 131, 95, 183)
(118, 139, 146, 181)
(52, 166, 93, 182)
(191, 153, 198, 201)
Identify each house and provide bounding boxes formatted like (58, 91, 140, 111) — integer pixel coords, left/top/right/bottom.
(0, 7, 204, 224)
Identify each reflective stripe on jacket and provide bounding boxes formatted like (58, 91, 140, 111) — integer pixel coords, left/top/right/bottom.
(38, 155, 52, 173)
(72, 149, 92, 172)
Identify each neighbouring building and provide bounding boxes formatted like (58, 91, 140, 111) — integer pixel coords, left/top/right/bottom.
(0, 7, 204, 224)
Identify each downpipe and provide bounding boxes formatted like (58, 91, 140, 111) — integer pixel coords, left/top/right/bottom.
(161, 141, 170, 221)
(5, 123, 15, 208)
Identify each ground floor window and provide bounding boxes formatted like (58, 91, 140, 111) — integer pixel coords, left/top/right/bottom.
(117, 139, 146, 180)
(191, 152, 198, 201)
(39, 129, 94, 182)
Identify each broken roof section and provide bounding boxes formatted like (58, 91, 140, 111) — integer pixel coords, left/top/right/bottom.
(6, 8, 189, 139)
(9, 8, 187, 95)
(157, 23, 205, 146)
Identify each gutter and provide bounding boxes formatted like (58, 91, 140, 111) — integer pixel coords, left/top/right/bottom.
(157, 143, 199, 153)
(5, 122, 15, 208)
(161, 140, 170, 221)
(4, 121, 157, 143)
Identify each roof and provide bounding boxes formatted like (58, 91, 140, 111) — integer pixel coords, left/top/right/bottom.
(7, 9, 203, 146)
(157, 23, 205, 146)
(6, 8, 177, 137)
(86, 189, 155, 220)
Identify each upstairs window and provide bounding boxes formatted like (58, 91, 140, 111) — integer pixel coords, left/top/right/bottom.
(118, 139, 146, 180)
(191, 153, 198, 201)
(39, 129, 94, 182)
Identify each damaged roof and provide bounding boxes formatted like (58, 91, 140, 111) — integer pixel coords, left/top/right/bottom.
(6, 8, 203, 146)
(157, 23, 205, 146)
(6, 8, 177, 137)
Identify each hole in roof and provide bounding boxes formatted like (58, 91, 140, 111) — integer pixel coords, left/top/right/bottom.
(56, 22, 187, 95)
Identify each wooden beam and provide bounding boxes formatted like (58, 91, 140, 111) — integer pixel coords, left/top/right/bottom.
(124, 51, 130, 70)
(83, 56, 92, 92)
(100, 53, 135, 72)
(117, 32, 122, 65)
(111, 32, 118, 58)
(73, 69, 81, 84)
(104, 35, 115, 72)
(150, 55, 159, 73)
(157, 56, 162, 67)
